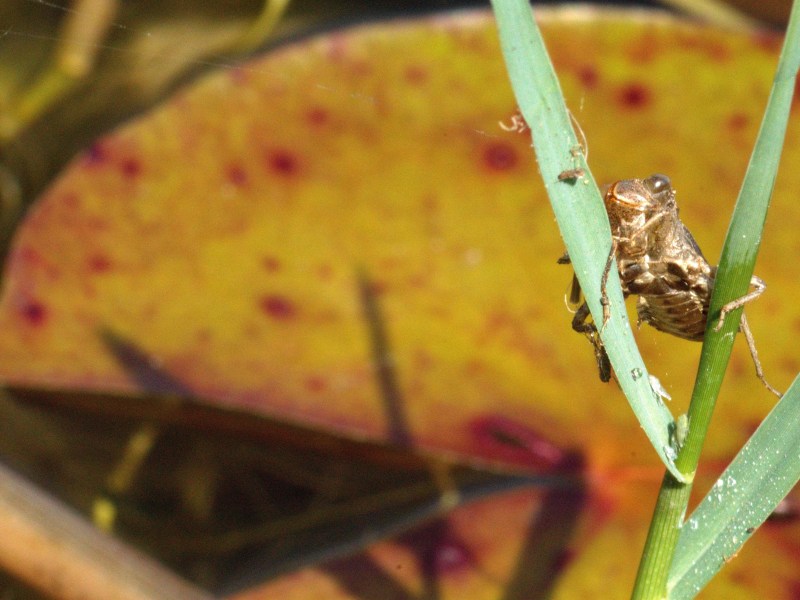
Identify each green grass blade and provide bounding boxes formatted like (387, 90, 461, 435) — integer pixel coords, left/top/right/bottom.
(631, 2, 800, 595)
(489, 0, 684, 481)
(676, 0, 800, 475)
(667, 375, 800, 598)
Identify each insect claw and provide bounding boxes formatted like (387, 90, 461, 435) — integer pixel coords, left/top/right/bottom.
(600, 297, 611, 330)
(715, 280, 766, 333)
(714, 308, 730, 332)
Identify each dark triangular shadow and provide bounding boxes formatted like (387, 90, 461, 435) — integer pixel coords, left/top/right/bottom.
(356, 268, 412, 448)
(100, 328, 195, 397)
(93, 290, 580, 599)
(500, 464, 586, 600)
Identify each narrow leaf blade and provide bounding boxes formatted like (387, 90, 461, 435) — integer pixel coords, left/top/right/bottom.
(668, 375, 800, 598)
(490, 0, 682, 480)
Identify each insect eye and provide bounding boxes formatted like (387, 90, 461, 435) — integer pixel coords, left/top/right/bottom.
(648, 174, 671, 195)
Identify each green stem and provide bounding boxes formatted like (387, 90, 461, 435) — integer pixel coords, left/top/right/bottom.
(631, 473, 690, 599)
(632, 1, 800, 597)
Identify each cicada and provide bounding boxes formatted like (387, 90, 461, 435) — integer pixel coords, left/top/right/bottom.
(561, 174, 780, 397)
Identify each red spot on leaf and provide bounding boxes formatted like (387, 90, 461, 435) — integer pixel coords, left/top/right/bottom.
(727, 112, 749, 132)
(463, 359, 486, 376)
(88, 255, 112, 273)
(729, 353, 746, 377)
(266, 150, 298, 176)
(306, 107, 329, 126)
(305, 376, 327, 393)
(432, 541, 471, 574)
(225, 164, 248, 187)
(316, 263, 333, 280)
(61, 193, 79, 209)
(469, 414, 577, 472)
(366, 279, 388, 296)
(617, 83, 651, 109)
(408, 273, 428, 288)
(780, 356, 800, 374)
(577, 65, 598, 88)
(421, 193, 439, 215)
(625, 36, 659, 64)
(404, 65, 428, 85)
(413, 348, 435, 371)
(751, 32, 781, 55)
(227, 66, 248, 85)
(326, 35, 349, 61)
(786, 581, 800, 600)
(482, 142, 518, 172)
(707, 42, 731, 62)
(740, 420, 760, 440)
(17, 246, 44, 266)
(121, 158, 142, 178)
(262, 256, 281, 272)
(83, 143, 108, 166)
(260, 294, 296, 320)
(20, 301, 47, 326)
(679, 35, 730, 62)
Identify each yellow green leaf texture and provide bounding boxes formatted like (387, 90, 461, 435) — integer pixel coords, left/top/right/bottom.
(1, 8, 799, 599)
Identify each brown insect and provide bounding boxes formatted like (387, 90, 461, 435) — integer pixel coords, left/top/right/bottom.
(561, 174, 781, 397)
(558, 167, 586, 182)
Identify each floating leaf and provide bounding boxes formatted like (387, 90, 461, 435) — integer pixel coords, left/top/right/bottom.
(0, 7, 798, 598)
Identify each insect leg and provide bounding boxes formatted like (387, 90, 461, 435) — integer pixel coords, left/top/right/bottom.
(557, 253, 583, 307)
(715, 276, 766, 332)
(564, 273, 581, 306)
(592, 335, 612, 382)
(563, 251, 611, 382)
(739, 313, 782, 398)
(599, 238, 619, 328)
(628, 208, 669, 246)
(571, 301, 595, 334)
(571, 302, 612, 382)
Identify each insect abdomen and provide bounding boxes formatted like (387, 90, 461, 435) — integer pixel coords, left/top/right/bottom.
(637, 291, 707, 341)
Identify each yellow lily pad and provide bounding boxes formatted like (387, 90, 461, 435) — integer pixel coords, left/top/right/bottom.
(0, 7, 798, 598)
